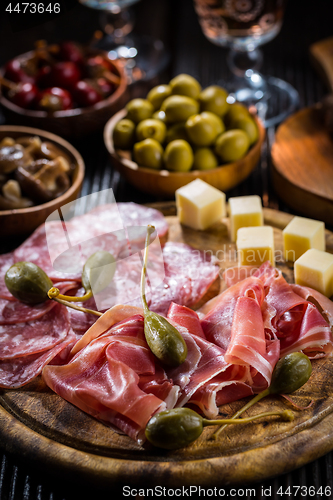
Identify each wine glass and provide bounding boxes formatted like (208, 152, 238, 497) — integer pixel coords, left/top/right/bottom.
(193, 0, 299, 127)
(79, 0, 169, 84)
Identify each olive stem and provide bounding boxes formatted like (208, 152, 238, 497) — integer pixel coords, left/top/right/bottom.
(140, 224, 155, 314)
(48, 286, 93, 303)
(51, 296, 103, 317)
(211, 388, 270, 440)
(203, 409, 293, 428)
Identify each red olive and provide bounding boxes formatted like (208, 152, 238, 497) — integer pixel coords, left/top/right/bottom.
(49, 62, 81, 90)
(36, 65, 52, 88)
(37, 87, 73, 111)
(58, 41, 84, 67)
(72, 80, 102, 107)
(8, 82, 39, 109)
(4, 59, 35, 84)
(95, 77, 114, 97)
(85, 55, 112, 78)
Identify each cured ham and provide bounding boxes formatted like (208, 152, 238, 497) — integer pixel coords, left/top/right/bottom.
(43, 315, 171, 444)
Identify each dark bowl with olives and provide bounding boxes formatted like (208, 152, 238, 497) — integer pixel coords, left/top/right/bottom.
(104, 74, 265, 199)
(0, 41, 128, 138)
(0, 125, 84, 237)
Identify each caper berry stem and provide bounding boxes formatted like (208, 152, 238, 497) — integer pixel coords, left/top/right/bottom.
(211, 388, 269, 440)
(48, 286, 93, 303)
(204, 408, 292, 427)
(140, 224, 156, 314)
(50, 295, 103, 317)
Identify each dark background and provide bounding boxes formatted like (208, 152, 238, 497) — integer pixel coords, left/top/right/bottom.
(0, 0, 333, 499)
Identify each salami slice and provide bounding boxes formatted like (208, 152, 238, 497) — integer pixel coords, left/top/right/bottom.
(13, 223, 82, 282)
(0, 281, 78, 326)
(0, 252, 15, 301)
(0, 330, 77, 389)
(0, 303, 70, 360)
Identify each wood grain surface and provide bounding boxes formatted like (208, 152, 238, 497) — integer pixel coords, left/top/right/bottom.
(271, 106, 333, 225)
(1, 207, 333, 488)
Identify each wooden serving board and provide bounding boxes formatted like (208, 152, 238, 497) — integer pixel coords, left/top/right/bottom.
(1, 207, 333, 490)
(271, 106, 333, 226)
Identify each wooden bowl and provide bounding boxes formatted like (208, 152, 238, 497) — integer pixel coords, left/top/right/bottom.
(0, 51, 128, 138)
(0, 125, 85, 237)
(104, 109, 265, 198)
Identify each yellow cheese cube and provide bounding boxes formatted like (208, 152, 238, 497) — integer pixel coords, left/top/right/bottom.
(175, 179, 226, 230)
(294, 249, 333, 297)
(283, 216, 325, 262)
(237, 226, 275, 267)
(229, 195, 263, 242)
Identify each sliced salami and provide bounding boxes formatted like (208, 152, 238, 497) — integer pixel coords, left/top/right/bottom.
(0, 252, 15, 301)
(0, 303, 70, 360)
(0, 281, 78, 326)
(0, 330, 77, 389)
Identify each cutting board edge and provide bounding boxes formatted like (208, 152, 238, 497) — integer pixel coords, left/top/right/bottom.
(1, 400, 333, 488)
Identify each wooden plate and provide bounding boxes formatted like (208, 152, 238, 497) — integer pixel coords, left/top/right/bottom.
(1, 207, 333, 489)
(104, 110, 265, 199)
(271, 106, 333, 225)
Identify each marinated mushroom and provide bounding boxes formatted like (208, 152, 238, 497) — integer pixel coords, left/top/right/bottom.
(0, 179, 33, 209)
(16, 156, 70, 202)
(0, 143, 32, 174)
(0, 135, 73, 209)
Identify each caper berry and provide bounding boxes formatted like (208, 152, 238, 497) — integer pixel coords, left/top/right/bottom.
(82, 251, 116, 295)
(5, 261, 53, 304)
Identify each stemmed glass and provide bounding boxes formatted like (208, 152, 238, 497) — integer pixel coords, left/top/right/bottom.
(193, 0, 299, 127)
(78, 0, 169, 84)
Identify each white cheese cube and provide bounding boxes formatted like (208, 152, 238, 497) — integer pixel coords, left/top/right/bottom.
(175, 179, 226, 230)
(229, 195, 263, 242)
(237, 226, 275, 267)
(294, 248, 333, 297)
(283, 216, 325, 262)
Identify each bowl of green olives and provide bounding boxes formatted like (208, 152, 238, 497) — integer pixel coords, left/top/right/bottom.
(104, 74, 265, 198)
(0, 125, 85, 237)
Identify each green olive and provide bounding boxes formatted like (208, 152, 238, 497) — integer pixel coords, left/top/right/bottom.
(133, 138, 163, 169)
(161, 95, 199, 123)
(215, 129, 250, 163)
(185, 114, 217, 146)
(5, 262, 53, 304)
(147, 84, 172, 110)
(82, 251, 116, 295)
(126, 98, 154, 123)
(201, 111, 225, 136)
(193, 147, 219, 170)
(225, 103, 250, 126)
(199, 85, 229, 116)
(229, 116, 258, 145)
(145, 408, 203, 450)
(113, 118, 136, 149)
(269, 353, 312, 395)
(136, 119, 166, 143)
(163, 139, 193, 172)
(165, 122, 188, 144)
(169, 74, 201, 99)
(152, 110, 167, 123)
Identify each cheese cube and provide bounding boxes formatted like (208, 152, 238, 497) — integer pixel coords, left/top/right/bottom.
(175, 179, 226, 230)
(237, 226, 275, 266)
(294, 249, 333, 297)
(229, 195, 263, 242)
(283, 216, 325, 262)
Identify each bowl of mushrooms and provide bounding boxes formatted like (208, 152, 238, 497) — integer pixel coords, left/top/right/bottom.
(0, 125, 84, 237)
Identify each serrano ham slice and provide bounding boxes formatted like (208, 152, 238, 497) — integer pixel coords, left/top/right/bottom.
(43, 316, 170, 444)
